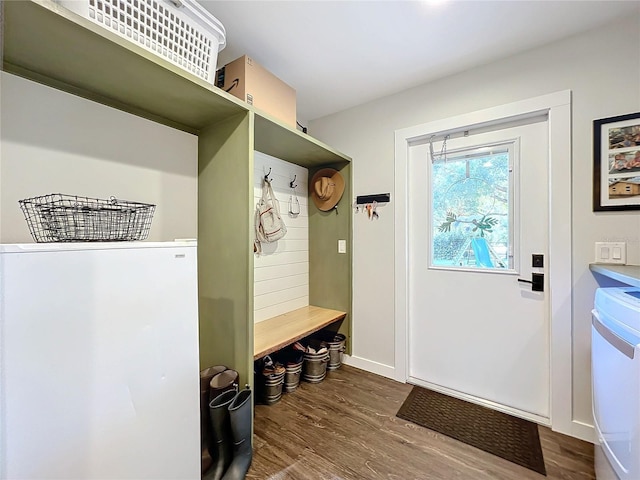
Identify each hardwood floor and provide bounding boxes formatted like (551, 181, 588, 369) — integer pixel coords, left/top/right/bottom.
(248, 365, 595, 480)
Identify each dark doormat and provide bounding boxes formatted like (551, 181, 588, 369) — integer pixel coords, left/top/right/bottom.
(396, 386, 546, 476)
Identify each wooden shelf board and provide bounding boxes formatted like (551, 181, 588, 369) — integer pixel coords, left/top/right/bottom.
(2, 0, 247, 134)
(254, 305, 346, 359)
(254, 114, 351, 167)
(2, 1, 354, 162)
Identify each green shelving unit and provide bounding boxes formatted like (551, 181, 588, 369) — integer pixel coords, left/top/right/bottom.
(2, 0, 352, 394)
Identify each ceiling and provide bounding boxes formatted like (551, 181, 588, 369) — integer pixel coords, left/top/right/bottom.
(201, 1, 639, 124)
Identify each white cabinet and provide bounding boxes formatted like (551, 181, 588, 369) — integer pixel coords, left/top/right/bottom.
(0, 243, 200, 480)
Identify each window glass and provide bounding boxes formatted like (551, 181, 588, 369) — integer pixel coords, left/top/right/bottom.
(431, 144, 513, 270)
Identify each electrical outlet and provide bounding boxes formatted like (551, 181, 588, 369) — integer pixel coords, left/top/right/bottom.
(595, 242, 626, 264)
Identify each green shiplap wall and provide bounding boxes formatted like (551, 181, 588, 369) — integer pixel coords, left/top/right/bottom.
(308, 162, 353, 352)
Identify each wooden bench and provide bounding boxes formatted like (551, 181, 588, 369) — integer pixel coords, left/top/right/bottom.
(254, 305, 346, 360)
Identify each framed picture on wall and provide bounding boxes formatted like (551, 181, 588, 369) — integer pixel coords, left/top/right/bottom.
(593, 112, 640, 211)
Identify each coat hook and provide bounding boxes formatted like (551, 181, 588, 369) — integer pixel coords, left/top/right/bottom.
(289, 175, 297, 189)
(264, 167, 272, 182)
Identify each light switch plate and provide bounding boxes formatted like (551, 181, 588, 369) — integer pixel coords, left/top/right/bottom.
(338, 239, 347, 254)
(595, 242, 626, 264)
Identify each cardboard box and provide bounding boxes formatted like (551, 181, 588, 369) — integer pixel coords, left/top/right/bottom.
(216, 55, 297, 128)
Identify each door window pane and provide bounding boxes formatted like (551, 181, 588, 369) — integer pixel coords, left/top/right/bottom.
(431, 143, 514, 270)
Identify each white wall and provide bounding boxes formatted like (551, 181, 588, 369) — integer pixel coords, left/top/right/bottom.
(310, 11, 640, 435)
(1, 73, 198, 243)
(253, 151, 309, 322)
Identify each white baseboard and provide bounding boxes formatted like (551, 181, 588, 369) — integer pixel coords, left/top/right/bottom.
(343, 354, 396, 380)
(557, 420, 595, 444)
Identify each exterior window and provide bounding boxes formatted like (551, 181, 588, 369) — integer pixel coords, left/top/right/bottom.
(430, 142, 515, 271)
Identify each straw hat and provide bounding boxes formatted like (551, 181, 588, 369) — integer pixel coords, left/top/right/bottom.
(310, 168, 345, 211)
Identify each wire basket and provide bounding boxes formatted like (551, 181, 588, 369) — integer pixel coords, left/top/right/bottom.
(19, 194, 156, 243)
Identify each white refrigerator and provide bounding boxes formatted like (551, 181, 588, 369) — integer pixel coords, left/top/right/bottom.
(0, 242, 201, 480)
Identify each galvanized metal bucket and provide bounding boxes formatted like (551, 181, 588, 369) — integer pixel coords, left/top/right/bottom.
(326, 334, 346, 371)
(262, 371, 285, 405)
(302, 351, 329, 383)
(284, 360, 303, 392)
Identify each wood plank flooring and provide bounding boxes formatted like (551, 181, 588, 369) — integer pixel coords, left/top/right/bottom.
(248, 365, 594, 480)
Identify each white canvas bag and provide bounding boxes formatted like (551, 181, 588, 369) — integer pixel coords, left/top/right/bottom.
(255, 178, 287, 253)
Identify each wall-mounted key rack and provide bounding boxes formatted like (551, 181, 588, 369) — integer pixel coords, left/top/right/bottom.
(356, 193, 390, 204)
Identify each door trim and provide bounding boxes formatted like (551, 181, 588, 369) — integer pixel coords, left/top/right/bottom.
(394, 91, 580, 439)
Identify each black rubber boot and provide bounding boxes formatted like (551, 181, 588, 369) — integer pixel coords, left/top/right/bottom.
(209, 369, 239, 403)
(221, 388, 253, 480)
(205, 389, 237, 480)
(200, 366, 228, 475)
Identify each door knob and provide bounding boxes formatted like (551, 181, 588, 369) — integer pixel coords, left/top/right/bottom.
(517, 273, 544, 292)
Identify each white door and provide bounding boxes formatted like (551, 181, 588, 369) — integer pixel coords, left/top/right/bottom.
(407, 115, 550, 423)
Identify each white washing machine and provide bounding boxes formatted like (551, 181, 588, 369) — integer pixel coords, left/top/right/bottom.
(592, 287, 640, 480)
